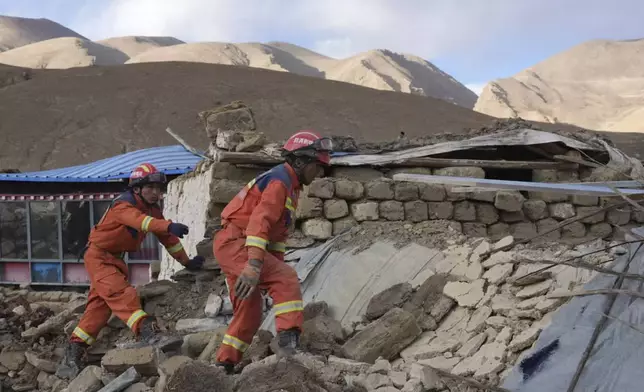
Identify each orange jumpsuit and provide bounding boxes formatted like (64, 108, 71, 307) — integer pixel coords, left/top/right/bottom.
(71, 191, 189, 346)
(215, 163, 304, 364)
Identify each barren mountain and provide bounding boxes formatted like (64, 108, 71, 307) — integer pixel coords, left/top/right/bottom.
(475, 39, 644, 132)
(0, 15, 86, 52)
(127, 41, 477, 108)
(97, 36, 185, 58)
(0, 37, 128, 68)
(0, 15, 476, 107)
(0, 62, 491, 172)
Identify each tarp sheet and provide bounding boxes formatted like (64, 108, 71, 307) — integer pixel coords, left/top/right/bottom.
(502, 227, 644, 392)
(330, 128, 601, 166)
(260, 239, 444, 333)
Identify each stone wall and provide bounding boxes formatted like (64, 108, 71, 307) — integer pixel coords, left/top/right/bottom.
(161, 162, 215, 280)
(206, 165, 637, 241)
(161, 162, 637, 277)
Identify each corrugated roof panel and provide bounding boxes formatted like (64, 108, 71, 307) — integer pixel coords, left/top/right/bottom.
(0, 145, 203, 183)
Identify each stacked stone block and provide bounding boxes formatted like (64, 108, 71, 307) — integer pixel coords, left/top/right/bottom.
(206, 164, 639, 243)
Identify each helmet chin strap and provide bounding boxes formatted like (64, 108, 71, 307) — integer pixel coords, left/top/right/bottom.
(133, 187, 154, 206)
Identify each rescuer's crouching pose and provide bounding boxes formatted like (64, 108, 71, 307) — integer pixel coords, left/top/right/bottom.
(57, 163, 204, 378)
(213, 130, 333, 374)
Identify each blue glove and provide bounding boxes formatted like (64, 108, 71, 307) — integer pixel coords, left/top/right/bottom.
(168, 222, 189, 238)
(186, 256, 205, 271)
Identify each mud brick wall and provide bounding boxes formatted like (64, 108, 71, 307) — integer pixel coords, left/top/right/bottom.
(201, 163, 639, 244)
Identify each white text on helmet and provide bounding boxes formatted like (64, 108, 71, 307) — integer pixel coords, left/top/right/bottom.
(293, 137, 314, 145)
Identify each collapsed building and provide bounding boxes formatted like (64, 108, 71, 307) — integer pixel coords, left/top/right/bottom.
(1, 101, 644, 391)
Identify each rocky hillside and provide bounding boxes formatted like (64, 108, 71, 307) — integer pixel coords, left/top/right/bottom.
(97, 36, 186, 58)
(0, 15, 85, 51)
(0, 15, 477, 107)
(475, 39, 644, 132)
(0, 62, 492, 172)
(128, 42, 478, 108)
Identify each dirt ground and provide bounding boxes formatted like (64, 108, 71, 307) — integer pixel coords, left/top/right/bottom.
(0, 61, 492, 172)
(332, 220, 468, 254)
(141, 275, 227, 323)
(165, 361, 233, 392)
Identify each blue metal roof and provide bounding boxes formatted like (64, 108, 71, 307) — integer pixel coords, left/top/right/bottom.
(0, 145, 204, 183)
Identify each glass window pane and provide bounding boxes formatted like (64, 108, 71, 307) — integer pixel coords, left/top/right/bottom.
(30, 201, 60, 259)
(62, 201, 91, 260)
(0, 202, 28, 259)
(129, 234, 160, 261)
(92, 201, 112, 225)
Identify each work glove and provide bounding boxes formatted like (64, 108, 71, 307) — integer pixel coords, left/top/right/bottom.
(185, 256, 205, 271)
(168, 222, 189, 238)
(234, 259, 263, 300)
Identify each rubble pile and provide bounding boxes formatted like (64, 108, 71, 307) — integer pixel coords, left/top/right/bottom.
(0, 229, 625, 391)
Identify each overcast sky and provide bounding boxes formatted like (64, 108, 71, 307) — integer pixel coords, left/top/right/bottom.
(3, 0, 644, 94)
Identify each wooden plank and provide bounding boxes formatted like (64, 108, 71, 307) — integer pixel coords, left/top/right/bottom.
(393, 173, 644, 197)
(383, 157, 577, 170)
(220, 151, 578, 170)
(218, 151, 283, 165)
(560, 180, 643, 188)
(554, 154, 603, 169)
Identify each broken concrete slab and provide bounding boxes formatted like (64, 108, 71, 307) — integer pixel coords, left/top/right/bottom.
(451, 341, 507, 378)
(483, 263, 514, 285)
(508, 325, 542, 352)
(515, 279, 553, 299)
(155, 356, 192, 392)
(482, 251, 514, 268)
(64, 365, 103, 392)
(466, 306, 492, 334)
(165, 360, 232, 392)
(399, 331, 437, 362)
(24, 351, 57, 374)
(443, 279, 485, 307)
(175, 318, 227, 333)
(456, 332, 488, 357)
(0, 351, 26, 371)
(343, 308, 422, 363)
(97, 367, 140, 392)
(204, 294, 223, 318)
(101, 347, 161, 377)
(366, 283, 413, 320)
(327, 356, 370, 374)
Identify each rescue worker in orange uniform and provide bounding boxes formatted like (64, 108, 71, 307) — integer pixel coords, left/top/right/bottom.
(58, 163, 204, 378)
(214, 130, 333, 373)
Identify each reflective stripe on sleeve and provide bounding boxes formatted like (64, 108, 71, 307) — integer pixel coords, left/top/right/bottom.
(72, 327, 96, 345)
(141, 216, 153, 232)
(245, 236, 268, 250)
(285, 197, 295, 212)
(127, 310, 148, 329)
(221, 334, 250, 353)
(273, 300, 304, 316)
(166, 243, 184, 254)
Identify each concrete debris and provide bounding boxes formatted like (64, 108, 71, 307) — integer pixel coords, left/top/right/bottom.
(101, 347, 162, 377)
(175, 318, 227, 333)
(203, 294, 223, 318)
(343, 308, 422, 363)
(97, 366, 140, 392)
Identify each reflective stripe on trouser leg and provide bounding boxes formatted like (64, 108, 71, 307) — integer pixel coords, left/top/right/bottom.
(221, 334, 250, 353)
(273, 300, 304, 316)
(127, 310, 148, 330)
(72, 326, 96, 345)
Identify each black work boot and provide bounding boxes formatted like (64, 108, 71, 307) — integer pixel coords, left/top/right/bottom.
(55, 341, 87, 379)
(215, 361, 236, 375)
(270, 328, 301, 359)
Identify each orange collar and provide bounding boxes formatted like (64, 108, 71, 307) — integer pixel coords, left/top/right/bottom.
(284, 163, 301, 189)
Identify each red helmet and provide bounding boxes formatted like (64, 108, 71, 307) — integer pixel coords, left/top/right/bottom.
(129, 163, 167, 188)
(282, 130, 333, 165)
